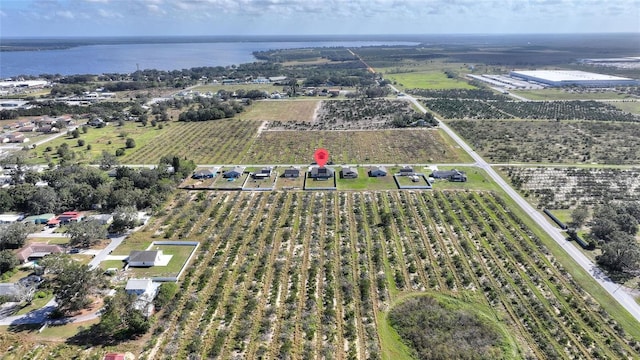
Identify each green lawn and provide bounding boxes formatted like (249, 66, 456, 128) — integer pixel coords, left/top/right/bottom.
(25, 122, 167, 165)
(100, 259, 126, 270)
(511, 89, 632, 101)
(385, 71, 476, 90)
(611, 101, 640, 115)
(378, 310, 415, 360)
(430, 166, 497, 191)
(127, 244, 196, 278)
(336, 167, 397, 190)
(15, 292, 54, 316)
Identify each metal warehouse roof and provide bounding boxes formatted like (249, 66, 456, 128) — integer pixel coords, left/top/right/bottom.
(511, 70, 633, 82)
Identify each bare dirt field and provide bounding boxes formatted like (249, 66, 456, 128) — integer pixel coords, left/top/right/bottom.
(239, 100, 319, 122)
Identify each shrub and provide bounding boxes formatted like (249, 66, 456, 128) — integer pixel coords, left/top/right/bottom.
(115, 148, 125, 157)
(125, 138, 136, 148)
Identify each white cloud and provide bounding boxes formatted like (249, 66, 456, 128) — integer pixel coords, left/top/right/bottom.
(98, 8, 122, 18)
(56, 10, 75, 19)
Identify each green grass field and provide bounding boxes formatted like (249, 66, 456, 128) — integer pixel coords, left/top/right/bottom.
(336, 167, 397, 190)
(128, 244, 196, 278)
(239, 100, 319, 122)
(611, 101, 640, 115)
(511, 89, 632, 101)
(384, 71, 476, 90)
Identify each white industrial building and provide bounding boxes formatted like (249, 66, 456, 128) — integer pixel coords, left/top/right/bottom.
(509, 70, 638, 87)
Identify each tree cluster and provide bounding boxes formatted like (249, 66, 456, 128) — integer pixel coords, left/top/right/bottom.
(389, 295, 505, 360)
(178, 97, 244, 122)
(0, 159, 187, 217)
(41, 254, 107, 316)
(590, 203, 640, 273)
(95, 289, 151, 340)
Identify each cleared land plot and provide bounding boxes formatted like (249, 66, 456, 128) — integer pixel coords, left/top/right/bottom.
(336, 167, 397, 191)
(267, 98, 420, 130)
(394, 174, 430, 187)
(242, 129, 472, 164)
(212, 172, 248, 189)
(193, 83, 277, 93)
(144, 190, 639, 360)
(274, 174, 305, 190)
(511, 89, 634, 101)
(243, 174, 277, 189)
(179, 177, 218, 189)
(384, 71, 476, 90)
(125, 244, 195, 278)
(501, 167, 640, 209)
(448, 119, 640, 164)
(239, 100, 319, 122)
(612, 101, 640, 115)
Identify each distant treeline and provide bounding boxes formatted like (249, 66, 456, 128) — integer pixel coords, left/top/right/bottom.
(0, 101, 132, 120)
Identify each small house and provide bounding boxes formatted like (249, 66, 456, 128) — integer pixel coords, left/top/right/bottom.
(252, 167, 273, 179)
(22, 213, 55, 225)
(368, 166, 388, 177)
(89, 213, 114, 225)
(430, 169, 467, 182)
(340, 167, 358, 179)
(283, 166, 300, 178)
(57, 211, 83, 224)
(399, 166, 415, 176)
(309, 166, 334, 180)
(0, 214, 23, 224)
(125, 278, 154, 296)
(16, 243, 63, 263)
(127, 250, 163, 267)
(192, 167, 218, 179)
(223, 166, 245, 179)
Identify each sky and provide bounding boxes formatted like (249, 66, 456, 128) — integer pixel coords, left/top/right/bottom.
(0, 0, 638, 37)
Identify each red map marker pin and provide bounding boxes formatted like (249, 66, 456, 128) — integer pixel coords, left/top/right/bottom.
(314, 148, 329, 167)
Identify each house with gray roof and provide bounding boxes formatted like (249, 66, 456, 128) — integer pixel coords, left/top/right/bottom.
(368, 166, 387, 177)
(399, 166, 415, 176)
(431, 169, 467, 182)
(340, 167, 358, 179)
(283, 166, 300, 178)
(252, 167, 273, 179)
(223, 166, 246, 179)
(128, 250, 163, 267)
(192, 167, 219, 179)
(309, 166, 334, 180)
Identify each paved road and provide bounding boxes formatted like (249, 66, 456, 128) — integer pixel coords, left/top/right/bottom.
(392, 84, 640, 323)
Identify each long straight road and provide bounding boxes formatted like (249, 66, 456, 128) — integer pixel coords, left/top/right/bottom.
(391, 85, 640, 323)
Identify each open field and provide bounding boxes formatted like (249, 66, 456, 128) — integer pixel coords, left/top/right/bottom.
(132, 190, 639, 360)
(511, 89, 635, 101)
(384, 71, 476, 90)
(239, 100, 319, 122)
(447, 119, 640, 164)
(612, 101, 640, 115)
(193, 83, 278, 93)
(242, 129, 472, 164)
